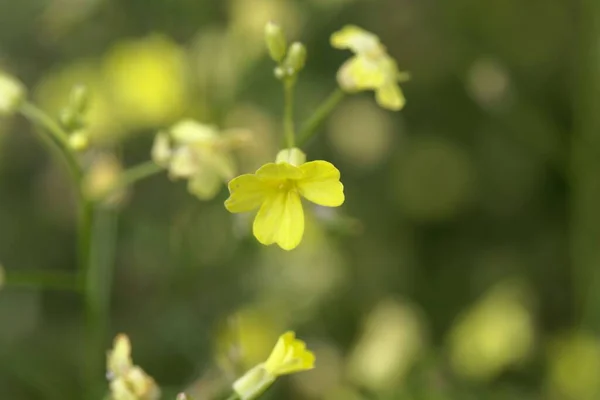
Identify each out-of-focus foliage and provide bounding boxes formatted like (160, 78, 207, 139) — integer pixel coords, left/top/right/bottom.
(0, 0, 591, 399)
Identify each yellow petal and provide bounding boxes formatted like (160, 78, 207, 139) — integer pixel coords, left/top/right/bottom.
(256, 162, 303, 181)
(264, 331, 315, 376)
(188, 169, 222, 200)
(298, 161, 345, 207)
(168, 146, 198, 178)
(375, 82, 405, 111)
(330, 25, 381, 54)
(225, 174, 271, 213)
(253, 190, 304, 250)
(170, 119, 218, 145)
(264, 332, 293, 372)
(337, 56, 385, 92)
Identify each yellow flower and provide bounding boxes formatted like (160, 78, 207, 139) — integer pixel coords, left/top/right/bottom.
(153, 119, 250, 200)
(224, 147, 344, 250)
(331, 25, 409, 111)
(107, 334, 160, 400)
(232, 331, 315, 400)
(264, 331, 316, 376)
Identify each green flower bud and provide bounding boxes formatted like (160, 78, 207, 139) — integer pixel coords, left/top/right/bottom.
(68, 130, 89, 152)
(275, 147, 306, 166)
(68, 84, 90, 114)
(264, 22, 287, 63)
(285, 42, 307, 74)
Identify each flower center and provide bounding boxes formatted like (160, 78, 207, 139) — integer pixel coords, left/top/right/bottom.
(277, 179, 297, 192)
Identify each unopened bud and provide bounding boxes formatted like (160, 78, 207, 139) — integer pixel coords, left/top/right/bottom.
(151, 132, 172, 167)
(68, 84, 90, 114)
(285, 42, 307, 74)
(68, 130, 89, 152)
(0, 72, 26, 116)
(264, 22, 287, 63)
(275, 147, 306, 166)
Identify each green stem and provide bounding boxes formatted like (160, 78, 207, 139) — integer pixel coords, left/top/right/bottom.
(19, 102, 82, 185)
(3, 270, 81, 292)
(297, 88, 345, 147)
(283, 79, 296, 148)
(93, 160, 163, 203)
(84, 207, 119, 398)
(225, 394, 240, 400)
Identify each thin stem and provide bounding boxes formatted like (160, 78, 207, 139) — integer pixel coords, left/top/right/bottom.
(225, 394, 240, 400)
(283, 79, 296, 148)
(19, 102, 82, 185)
(103, 161, 163, 200)
(3, 270, 81, 292)
(297, 88, 345, 147)
(84, 207, 119, 398)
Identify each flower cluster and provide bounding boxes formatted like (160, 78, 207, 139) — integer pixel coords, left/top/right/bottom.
(233, 331, 315, 400)
(106, 334, 160, 400)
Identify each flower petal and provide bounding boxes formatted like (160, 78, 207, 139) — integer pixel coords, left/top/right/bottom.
(170, 119, 218, 145)
(298, 161, 345, 207)
(330, 25, 381, 54)
(225, 174, 271, 213)
(188, 169, 222, 200)
(375, 82, 405, 111)
(256, 162, 303, 181)
(253, 191, 304, 250)
(168, 146, 198, 178)
(337, 56, 385, 92)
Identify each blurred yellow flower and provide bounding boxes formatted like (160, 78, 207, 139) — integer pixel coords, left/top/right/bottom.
(232, 331, 315, 400)
(103, 35, 188, 128)
(331, 25, 409, 111)
(447, 281, 534, 382)
(153, 119, 250, 200)
(107, 334, 160, 400)
(0, 72, 26, 116)
(224, 148, 344, 250)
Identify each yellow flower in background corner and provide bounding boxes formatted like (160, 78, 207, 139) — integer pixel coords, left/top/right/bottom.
(331, 25, 409, 111)
(152, 119, 250, 200)
(232, 331, 315, 400)
(224, 147, 345, 251)
(107, 334, 160, 400)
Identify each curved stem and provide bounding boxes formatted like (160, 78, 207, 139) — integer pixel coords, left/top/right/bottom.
(297, 88, 345, 147)
(283, 79, 296, 148)
(19, 102, 82, 185)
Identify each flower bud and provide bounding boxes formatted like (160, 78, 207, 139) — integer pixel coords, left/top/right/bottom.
(275, 147, 306, 166)
(284, 42, 307, 74)
(68, 130, 89, 152)
(68, 84, 90, 114)
(264, 22, 287, 63)
(151, 132, 172, 167)
(0, 72, 26, 116)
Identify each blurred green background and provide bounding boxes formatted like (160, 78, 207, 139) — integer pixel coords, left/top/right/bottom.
(1, 0, 599, 399)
